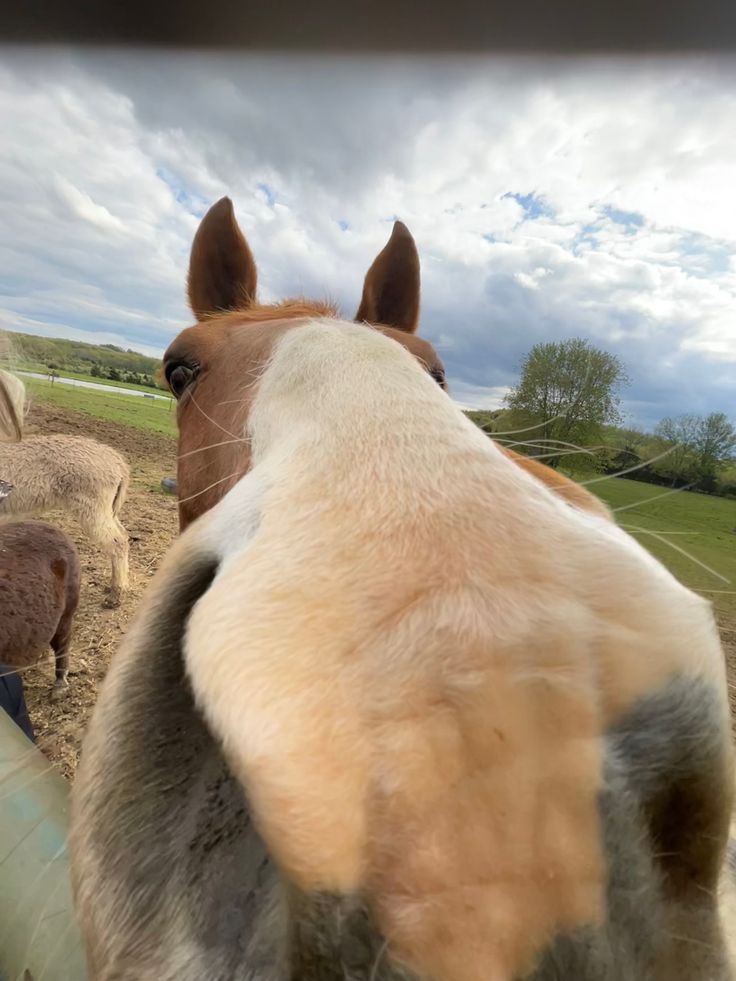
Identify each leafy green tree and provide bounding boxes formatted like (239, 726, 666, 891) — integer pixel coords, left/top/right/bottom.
(653, 415, 700, 485)
(505, 338, 628, 467)
(653, 412, 735, 490)
(695, 413, 736, 489)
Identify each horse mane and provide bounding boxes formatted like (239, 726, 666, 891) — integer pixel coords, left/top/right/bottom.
(202, 298, 339, 326)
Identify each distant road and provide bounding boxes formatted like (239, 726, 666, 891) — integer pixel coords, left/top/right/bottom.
(18, 371, 171, 402)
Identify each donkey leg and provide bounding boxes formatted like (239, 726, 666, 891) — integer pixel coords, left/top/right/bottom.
(50, 622, 73, 701)
(86, 514, 129, 609)
(104, 517, 130, 608)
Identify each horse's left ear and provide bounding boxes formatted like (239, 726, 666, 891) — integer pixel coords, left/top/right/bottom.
(187, 197, 258, 321)
(355, 221, 420, 334)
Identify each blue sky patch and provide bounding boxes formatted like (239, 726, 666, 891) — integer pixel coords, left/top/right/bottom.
(502, 191, 555, 220)
(602, 205, 644, 233)
(678, 231, 731, 276)
(155, 167, 208, 218)
(571, 224, 599, 256)
(257, 182, 277, 207)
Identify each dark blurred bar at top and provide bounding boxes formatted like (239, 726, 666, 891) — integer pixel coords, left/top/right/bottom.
(3, 0, 736, 52)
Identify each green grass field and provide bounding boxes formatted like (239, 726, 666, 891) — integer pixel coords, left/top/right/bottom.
(25, 378, 735, 614)
(587, 475, 736, 618)
(25, 376, 177, 437)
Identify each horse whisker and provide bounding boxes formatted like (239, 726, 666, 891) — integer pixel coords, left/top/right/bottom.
(579, 444, 679, 486)
(178, 437, 250, 460)
(486, 412, 569, 437)
(667, 931, 717, 951)
(0, 764, 60, 804)
(0, 732, 62, 774)
(528, 449, 598, 461)
(177, 470, 248, 505)
(501, 437, 596, 454)
(187, 389, 245, 442)
(369, 938, 389, 981)
(621, 524, 730, 585)
(0, 662, 43, 680)
(612, 482, 698, 514)
(0, 841, 66, 951)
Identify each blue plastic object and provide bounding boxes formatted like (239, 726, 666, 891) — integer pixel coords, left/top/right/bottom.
(0, 710, 86, 980)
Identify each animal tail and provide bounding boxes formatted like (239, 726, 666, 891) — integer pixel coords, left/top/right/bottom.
(112, 473, 129, 518)
(0, 368, 25, 442)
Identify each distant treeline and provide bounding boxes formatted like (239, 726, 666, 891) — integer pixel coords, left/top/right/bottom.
(465, 410, 736, 500)
(1, 330, 163, 389)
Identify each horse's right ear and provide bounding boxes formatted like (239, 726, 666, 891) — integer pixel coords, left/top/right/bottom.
(187, 197, 258, 321)
(355, 221, 420, 333)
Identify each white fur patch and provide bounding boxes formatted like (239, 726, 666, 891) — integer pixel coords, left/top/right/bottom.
(176, 318, 732, 979)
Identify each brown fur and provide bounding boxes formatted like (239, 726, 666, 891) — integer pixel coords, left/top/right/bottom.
(68, 199, 733, 980)
(0, 519, 81, 696)
(355, 219, 421, 332)
(166, 197, 608, 529)
(187, 195, 258, 320)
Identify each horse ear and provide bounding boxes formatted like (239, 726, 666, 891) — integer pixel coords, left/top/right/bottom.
(187, 197, 258, 321)
(355, 221, 420, 334)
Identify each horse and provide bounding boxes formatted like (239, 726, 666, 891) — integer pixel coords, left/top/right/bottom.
(0, 369, 131, 607)
(0, 518, 81, 698)
(69, 198, 734, 980)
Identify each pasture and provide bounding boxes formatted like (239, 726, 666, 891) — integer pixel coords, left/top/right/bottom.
(18, 365, 163, 395)
(18, 380, 736, 778)
(23, 375, 177, 436)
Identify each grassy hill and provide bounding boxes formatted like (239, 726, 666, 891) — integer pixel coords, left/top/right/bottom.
(2, 329, 162, 388)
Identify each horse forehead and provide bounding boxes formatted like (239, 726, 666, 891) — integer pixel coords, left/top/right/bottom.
(168, 318, 302, 367)
(168, 316, 439, 359)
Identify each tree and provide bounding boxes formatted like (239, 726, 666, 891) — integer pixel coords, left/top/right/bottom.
(654, 414, 700, 486)
(504, 338, 628, 467)
(696, 413, 736, 477)
(654, 412, 736, 490)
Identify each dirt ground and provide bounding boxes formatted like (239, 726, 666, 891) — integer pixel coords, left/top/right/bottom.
(12, 401, 736, 780)
(20, 401, 179, 779)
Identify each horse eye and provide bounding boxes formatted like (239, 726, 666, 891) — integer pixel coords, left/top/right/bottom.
(430, 366, 446, 388)
(166, 363, 198, 399)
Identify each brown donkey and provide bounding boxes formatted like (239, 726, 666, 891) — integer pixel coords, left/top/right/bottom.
(70, 199, 734, 981)
(0, 518, 81, 698)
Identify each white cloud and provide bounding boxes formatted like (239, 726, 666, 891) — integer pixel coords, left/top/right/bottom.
(0, 49, 734, 428)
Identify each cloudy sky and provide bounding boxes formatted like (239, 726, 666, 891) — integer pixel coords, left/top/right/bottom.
(0, 48, 734, 428)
